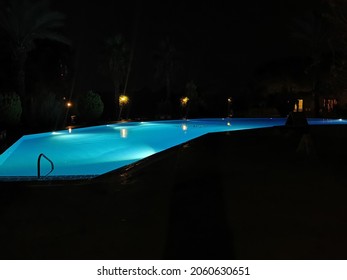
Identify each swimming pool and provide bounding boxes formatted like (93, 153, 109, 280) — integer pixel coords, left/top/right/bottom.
(0, 118, 346, 180)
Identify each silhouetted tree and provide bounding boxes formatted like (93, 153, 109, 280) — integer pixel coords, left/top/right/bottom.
(184, 80, 206, 117)
(101, 34, 130, 119)
(321, 0, 347, 94)
(0, 0, 69, 123)
(251, 57, 315, 116)
(153, 36, 178, 117)
(289, 8, 330, 116)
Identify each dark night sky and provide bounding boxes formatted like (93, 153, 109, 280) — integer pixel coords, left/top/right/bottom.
(50, 0, 316, 95)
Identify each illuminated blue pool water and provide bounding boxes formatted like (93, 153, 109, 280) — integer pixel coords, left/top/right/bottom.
(0, 118, 346, 180)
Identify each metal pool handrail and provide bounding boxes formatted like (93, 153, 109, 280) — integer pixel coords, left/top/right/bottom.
(37, 153, 54, 179)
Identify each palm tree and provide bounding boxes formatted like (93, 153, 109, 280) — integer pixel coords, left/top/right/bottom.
(288, 1, 347, 116)
(153, 36, 178, 117)
(321, 0, 347, 94)
(0, 0, 69, 121)
(102, 34, 130, 119)
(183, 80, 206, 118)
(289, 9, 330, 116)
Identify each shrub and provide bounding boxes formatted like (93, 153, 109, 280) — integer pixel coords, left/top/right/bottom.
(32, 92, 65, 129)
(78, 90, 104, 121)
(0, 92, 22, 126)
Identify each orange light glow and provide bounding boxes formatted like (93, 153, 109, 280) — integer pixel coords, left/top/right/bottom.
(119, 95, 129, 106)
(180, 96, 189, 107)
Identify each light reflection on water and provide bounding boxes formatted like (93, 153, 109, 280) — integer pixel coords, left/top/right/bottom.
(120, 128, 128, 138)
(0, 117, 345, 178)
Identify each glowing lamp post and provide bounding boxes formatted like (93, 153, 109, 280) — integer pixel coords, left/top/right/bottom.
(180, 96, 189, 106)
(180, 96, 190, 119)
(63, 101, 73, 127)
(118, 94, 129, 120)
(119, 95, 129, 106)
(227, 97, 233, 117)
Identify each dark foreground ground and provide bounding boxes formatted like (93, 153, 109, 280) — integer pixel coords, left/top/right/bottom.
(0, 124, 347, 259)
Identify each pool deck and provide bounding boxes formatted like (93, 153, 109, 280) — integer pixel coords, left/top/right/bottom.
(1, 124, 347, 259)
